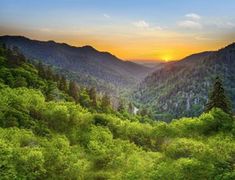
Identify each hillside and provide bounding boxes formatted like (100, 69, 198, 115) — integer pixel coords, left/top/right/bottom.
(0, 42, 235, 179)
(133, 43, 235, 120)
(0, 35, 151, 94)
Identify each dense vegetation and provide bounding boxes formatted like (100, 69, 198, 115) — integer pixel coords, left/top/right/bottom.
(0, 45, 235, 179)
(0, 35, 151, 95)
(133, 44, 235, 120)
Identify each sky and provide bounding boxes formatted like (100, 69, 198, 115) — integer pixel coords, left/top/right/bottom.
(1, 0, 235, 61)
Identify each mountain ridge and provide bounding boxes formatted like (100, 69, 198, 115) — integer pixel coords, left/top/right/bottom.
(133, 42, 235, 120)
(0, 35, 151, 94)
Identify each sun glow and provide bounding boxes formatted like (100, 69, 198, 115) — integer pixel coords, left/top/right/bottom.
(162, 55, 172, 62)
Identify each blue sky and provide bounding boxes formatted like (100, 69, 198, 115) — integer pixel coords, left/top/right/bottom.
(1, 0, 235, 60)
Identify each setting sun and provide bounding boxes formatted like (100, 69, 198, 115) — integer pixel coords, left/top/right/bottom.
(162, 55, 172, 62)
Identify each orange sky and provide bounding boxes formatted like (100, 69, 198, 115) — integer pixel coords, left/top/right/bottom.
(0, 25, 233, 61)
(1, 0, 235, 61)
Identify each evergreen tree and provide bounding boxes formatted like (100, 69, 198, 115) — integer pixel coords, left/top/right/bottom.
(53, 74, 60, 82)
(89, 87, 97, 108)
(45, 66, 54, 80)
(79, 88, 91, 107)
(128, 102, 134, 114)
(37, 62, 46, 78)
(6, 47, 25, 67)
(117, 99, 125, 113)
(45, 81, 57, 101)
(0, 42, 6, 49)
(101, 93, 111, 112)
(139, 107, 148, 116)
(205, 76, 232, 114)
(59, 75, 67, 92)
(68, 81, 79, 103)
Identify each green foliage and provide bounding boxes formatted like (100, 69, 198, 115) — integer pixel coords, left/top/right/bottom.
(133, 48, 235, 120)
(68, 80, 79, 103)
(101, 93, 111, 112)
(88, 87, 97, 108)
(0, 46, 234, 179)
(58, 75, 68, 92)
(205, 76, 232, 114)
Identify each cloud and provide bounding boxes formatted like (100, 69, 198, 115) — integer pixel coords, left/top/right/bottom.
(226, 22, 235, 28)
(208, 20, 235, 29)
(154, 26, 163, 31)
(132, 20, 149, 28)
(178, 13, 202, 30)
(194, 35, 213, 41)
(178, 20, 202, 29)
(185, 13, 201, 20)
(103, 14, 110, 19)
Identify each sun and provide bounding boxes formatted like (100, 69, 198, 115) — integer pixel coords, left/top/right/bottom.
(162, 55, 172, 62)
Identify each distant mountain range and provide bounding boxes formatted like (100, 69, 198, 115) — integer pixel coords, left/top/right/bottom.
(1, 35, 234, 120)
(130, 60, 166, 68)
(0, 35, 152, 94)
(133, 43, 235, 120)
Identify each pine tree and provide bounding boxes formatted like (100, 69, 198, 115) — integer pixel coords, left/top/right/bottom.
(117, 99, 125, 112)
(101, 93, 111, 112)
(59, 75, 67, 92)
(89, 87, 97, 108)
(45, 66, 54, 80)
(205, 76, 232, 114)
(79, 88, 91, 108)
(128, 102, 134, 114)
(1, 42, 6, 49)
(37, 62, 46, 78)
(139, 107, 148, 116)
(6, 47, 25, 67)
(68, 81, 79, 103)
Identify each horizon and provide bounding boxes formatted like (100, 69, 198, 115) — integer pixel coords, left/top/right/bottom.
(3, 34, 231, 63)
(1, 0, 235, 61)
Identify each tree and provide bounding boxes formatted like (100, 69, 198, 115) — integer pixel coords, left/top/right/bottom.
(45, 66, 54, 80)
(128, 102, 134, 114)
(37, 62, 46, 79)
(6, 47, 25, 67)
(117, 99, 125, 113)
(79, 88, 91, 108)
(101, 93, 111, 112)
(0, 42, 6, 49)
(59, 75, 67, 92)
(88, 87, 97, 108)
(205, 76, 232, 114)
(68, 81, 79, 103)
(139, 107, 148, 117)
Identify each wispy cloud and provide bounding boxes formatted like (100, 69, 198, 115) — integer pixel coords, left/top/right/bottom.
(132, 20, 164, 31)
(211, 21, 235, 29)
(178, 13, 202, 29)
(226, 22, 235, 28)
(178, 20, 202, 29)
(132, 20, 149, 28)
(103, 14, 110, 19)
(185, 13, 201, 20)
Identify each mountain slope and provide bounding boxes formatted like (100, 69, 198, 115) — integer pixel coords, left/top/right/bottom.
(0, 45, 234, 179)
(133, 43, 235, 120)
(0, 35, 151, 94)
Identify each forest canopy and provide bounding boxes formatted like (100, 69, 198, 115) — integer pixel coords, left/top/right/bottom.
(0, 45, 234, 179)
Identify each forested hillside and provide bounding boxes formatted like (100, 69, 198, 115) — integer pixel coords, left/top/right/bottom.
(0, 43, 235, 179)
(0, 35, 151, 95)
(133, 43, 235, 120)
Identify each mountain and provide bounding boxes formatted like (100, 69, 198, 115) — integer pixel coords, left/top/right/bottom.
(130, 60, 166, 68)
(1, 44, 234, 179)
(133, 43, 235, 120)
(0, 35, 151, 94)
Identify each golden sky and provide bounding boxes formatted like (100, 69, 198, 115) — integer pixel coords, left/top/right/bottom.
(1, 0, 235, 61)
